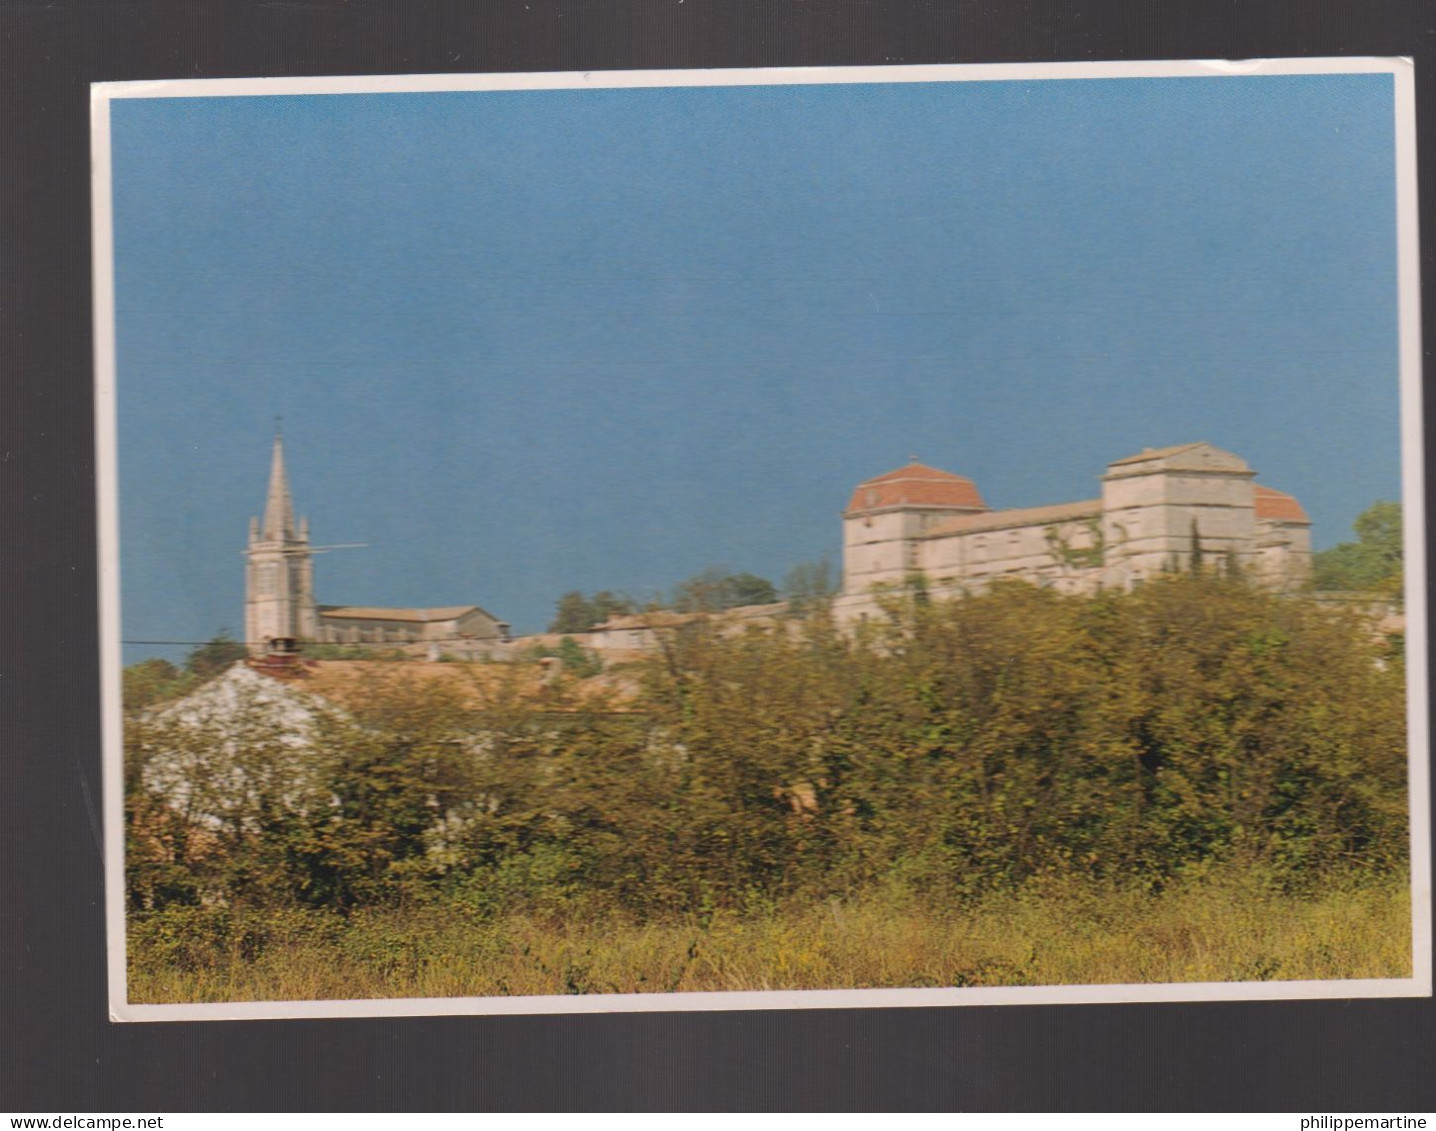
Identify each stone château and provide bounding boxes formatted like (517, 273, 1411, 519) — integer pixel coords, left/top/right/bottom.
(832, 442, 1312, 622)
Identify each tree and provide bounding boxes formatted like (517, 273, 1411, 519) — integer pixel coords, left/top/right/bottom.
(555, 636, 603, 678)
(185, 632, 248, 680)
(549, 590, 635, 633)
(590, 590, 634, 623)
(122, 658, 193, 713)
(726, 572, 779, 607)
(672, 568, 778, 613)
(549, 591, 597, 634)
(1312, 501, 1403, 593)
(783, 558, 838, 614)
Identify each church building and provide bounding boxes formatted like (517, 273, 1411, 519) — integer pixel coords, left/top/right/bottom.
(244, 433, 509, 653)
(833, 442, 1312, 621)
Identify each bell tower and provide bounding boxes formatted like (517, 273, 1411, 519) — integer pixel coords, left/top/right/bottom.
(244, 426, 317, 650)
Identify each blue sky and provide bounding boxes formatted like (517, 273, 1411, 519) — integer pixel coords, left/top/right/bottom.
(109, 72, 1402, 661)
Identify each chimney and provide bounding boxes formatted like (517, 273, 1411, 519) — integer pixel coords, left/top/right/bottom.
(249, 636, 307, 680)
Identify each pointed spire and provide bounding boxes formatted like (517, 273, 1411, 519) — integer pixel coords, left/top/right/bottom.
(261, 426, 296, 540)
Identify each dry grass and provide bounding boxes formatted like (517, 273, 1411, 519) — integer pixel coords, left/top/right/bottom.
(128, 869, 1413, 1004)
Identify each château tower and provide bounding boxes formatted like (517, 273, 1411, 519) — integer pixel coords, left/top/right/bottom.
(244, 429, 317, 650)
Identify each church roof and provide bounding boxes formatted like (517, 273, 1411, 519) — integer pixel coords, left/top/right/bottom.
(847, 461, 987, 514)
(317, 605, 489, 623)
(1253, 484, 1310, 524)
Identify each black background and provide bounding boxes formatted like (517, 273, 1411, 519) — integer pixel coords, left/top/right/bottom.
(4, 0, 1435, 1112)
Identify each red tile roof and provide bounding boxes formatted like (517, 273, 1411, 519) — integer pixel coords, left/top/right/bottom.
(847, 462, 987, 514)
(1253, 484, 1310, 524)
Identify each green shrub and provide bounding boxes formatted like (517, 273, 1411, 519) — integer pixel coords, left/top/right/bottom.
(126, 576, 1409, 924)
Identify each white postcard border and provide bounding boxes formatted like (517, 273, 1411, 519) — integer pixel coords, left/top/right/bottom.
(92, 57, 1432, 1023)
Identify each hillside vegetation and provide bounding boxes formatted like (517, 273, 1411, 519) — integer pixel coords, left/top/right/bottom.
(124, 575, 1411, 1001)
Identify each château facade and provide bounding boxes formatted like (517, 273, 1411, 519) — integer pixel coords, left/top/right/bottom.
(244, 433, 509, 653)
(833, 442, 1312, 622)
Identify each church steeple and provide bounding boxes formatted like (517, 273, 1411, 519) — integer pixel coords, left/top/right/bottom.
(261, 425, 296, 540)
(245, 427, 317, 650)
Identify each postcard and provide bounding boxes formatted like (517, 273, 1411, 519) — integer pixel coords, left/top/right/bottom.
(93, 59, 1430, 1021)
